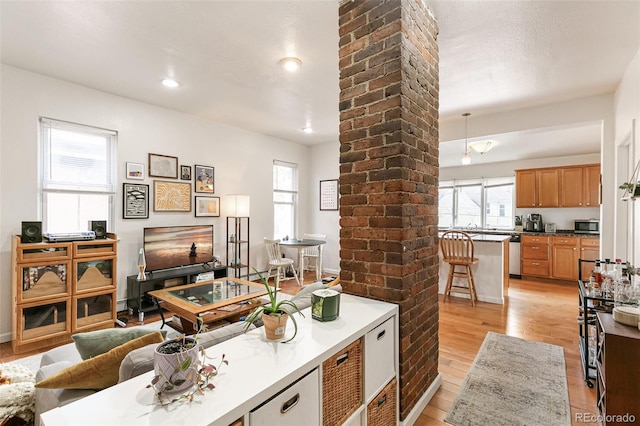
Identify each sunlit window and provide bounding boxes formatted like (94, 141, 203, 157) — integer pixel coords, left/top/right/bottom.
(40, 118, 116, 233)
(439, 177, 514, 229)
(273, 160, 298, 240)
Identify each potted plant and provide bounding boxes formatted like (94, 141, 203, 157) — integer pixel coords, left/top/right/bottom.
(147, 318, 228, 406)
(243, 269, 305, 343)
(619, 181, 640, 198)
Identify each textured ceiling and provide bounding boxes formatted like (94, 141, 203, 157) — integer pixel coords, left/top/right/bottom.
(1, 0, 638, 165)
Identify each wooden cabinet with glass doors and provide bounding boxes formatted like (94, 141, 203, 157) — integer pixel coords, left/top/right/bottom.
(11, 234, 117, 354)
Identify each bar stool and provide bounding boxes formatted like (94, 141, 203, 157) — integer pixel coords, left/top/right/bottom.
(440, 230, 479, 306)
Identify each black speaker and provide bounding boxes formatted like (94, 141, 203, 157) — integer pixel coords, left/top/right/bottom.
(89, 220, 107, 239)
(21, 221, 42, 243)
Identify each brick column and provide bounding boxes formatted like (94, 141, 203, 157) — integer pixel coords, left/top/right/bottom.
(338, 0, 439, 420)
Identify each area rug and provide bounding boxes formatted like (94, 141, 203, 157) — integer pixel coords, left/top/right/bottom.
(445, 332, 571, 426)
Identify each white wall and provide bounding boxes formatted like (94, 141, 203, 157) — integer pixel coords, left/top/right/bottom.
(613, 47, 640, 267)
(0, 65, 321, 342)
(308, 141, 340, 275)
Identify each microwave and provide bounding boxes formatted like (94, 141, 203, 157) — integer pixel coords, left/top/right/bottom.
(574, 219, 599, 234)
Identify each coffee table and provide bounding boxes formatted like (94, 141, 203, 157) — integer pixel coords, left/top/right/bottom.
(148, 277, 268, 334)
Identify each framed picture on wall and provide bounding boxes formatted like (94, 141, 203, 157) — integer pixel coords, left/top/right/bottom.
(320, 179, 339, 211)
(126, 162, 145, 180)
(153, 180, 191, 212)
(195, 196, 220, 217)
(148, 153, 178, 179)
(180, 165, 192, 181)
(123, 183, 149, 219)
(194, 165, 214, 193)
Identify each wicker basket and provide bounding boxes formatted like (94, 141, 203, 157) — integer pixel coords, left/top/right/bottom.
(367, 378, 397, 426)
(322, 338, 363, 426)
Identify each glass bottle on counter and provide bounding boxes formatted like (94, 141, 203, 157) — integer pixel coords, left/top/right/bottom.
(615, 260, 639, 309)
(592, 260, 602, 284)
(601, 259, 614, 298)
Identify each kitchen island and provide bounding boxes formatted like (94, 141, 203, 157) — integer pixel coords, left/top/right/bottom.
(438, 232, 510, 305)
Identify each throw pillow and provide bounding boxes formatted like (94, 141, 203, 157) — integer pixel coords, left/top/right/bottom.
(35, 331, 164, 390)
(72, 327, 167, 360)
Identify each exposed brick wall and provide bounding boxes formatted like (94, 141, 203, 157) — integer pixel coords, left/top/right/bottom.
(338, 0, 439, 420)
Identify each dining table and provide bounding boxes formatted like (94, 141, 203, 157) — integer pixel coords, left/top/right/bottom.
(278, 238, 326, 282)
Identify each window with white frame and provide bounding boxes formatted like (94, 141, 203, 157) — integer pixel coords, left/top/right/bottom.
(273, 160, 298, 240)
(40, 118, 117, 233)
(439, 177, 514, 229)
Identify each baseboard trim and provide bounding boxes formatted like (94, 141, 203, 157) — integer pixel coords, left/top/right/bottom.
(401, 372, 442, 426)
(0, 331, 12, 344)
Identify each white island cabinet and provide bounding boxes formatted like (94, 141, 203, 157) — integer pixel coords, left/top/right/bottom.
(40, 294, 399, 426)
(438, 233, 510, 304)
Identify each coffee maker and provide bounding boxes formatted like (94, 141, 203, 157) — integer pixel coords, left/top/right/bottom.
(525, 213, 543, 232)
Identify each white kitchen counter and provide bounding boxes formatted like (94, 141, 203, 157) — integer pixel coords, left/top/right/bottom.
(438, 233, 510, 304)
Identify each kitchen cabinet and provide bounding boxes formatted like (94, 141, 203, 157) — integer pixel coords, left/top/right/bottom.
(551, 236, 579, 280)
(521, 235, 600, 281)
(521, 234, 550, 277)
(515, 169, 559, 208)
(583, 164, 601, 206)
(560, 164, 601, 207)
(579, 237, 600, 279)
(516, 163, 600, 208)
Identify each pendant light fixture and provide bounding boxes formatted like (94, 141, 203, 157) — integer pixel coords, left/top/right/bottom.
(461, 113, 471, 165)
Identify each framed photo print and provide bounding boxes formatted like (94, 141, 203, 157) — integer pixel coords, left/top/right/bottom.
(195, 196, 220, 217)
(180, 165, 192, 181)
(195, 164, 215, 193)
(153, 180, 191, 212)
(148, 153, 178, 179)
(320, 179, 339, 211)
(123, 183, 149, 219)
(126, 162, 144, 180)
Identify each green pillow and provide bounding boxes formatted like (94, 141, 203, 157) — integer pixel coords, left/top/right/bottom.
(72, 327, 167, 360)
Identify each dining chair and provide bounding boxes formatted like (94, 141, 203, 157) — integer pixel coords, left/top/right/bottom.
(439, 230, 479, 306)
(301, 233, 326, 281)
(264, 238, 301, 286)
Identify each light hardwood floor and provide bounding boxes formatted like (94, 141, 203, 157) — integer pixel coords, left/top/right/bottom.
(415, 277, 597, 426)
(1, 276, 597, 425)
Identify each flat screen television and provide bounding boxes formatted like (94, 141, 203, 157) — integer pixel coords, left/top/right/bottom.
(143, 225, 214, 272)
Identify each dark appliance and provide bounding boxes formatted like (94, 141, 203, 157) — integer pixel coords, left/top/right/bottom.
(574, 219, 599, 234)
(21, 221, 42, 243)
(524, 214, 543, 232)
(88, 220, 107, 239)
(509, 234, 521, 278)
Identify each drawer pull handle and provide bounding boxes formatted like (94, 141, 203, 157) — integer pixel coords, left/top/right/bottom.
(280, 393, 300, 414)
(336, 353, 349, 366)
(377, 330, 386, 340)
(377, 393, 387, 407)
(532, 247, 539, 250)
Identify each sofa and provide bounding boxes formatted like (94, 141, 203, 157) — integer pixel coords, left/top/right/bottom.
(33, 282, 334, 425)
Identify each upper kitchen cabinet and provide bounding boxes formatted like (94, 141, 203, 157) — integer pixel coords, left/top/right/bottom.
(583, 164, 601, 207)
(516, 164, 600, 208)
(515, 168, 559, 208)
(561, 164, 601, 207)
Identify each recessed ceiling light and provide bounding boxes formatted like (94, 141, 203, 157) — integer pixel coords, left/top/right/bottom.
(302, 127, 313, 134)
(162, 78, 180, 88)
(280, 57, 302, 72)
